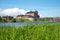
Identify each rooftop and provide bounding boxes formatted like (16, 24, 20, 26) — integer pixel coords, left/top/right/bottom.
(26, 11, 38, 14)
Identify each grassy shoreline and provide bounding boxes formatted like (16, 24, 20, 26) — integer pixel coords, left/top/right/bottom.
(0, 24, 60, 40)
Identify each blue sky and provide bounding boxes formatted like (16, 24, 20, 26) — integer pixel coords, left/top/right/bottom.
(0, 0, 60, 17)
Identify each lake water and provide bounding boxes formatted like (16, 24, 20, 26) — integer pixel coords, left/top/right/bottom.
(0, 22, 60, 26)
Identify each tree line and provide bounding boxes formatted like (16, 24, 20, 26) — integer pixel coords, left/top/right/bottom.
(0, 16, 60, 22)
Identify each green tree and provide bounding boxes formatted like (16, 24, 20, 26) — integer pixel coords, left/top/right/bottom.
(0, 16, 2, 22)
(2, 19, 7, 22)
(12, 18, 16, 22)
(2, 16, 6, 18)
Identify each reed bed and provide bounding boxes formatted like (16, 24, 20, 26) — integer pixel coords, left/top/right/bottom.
(0, 23, 60, 40)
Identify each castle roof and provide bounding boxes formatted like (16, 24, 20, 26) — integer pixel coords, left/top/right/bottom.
(26, 11, 38, 14)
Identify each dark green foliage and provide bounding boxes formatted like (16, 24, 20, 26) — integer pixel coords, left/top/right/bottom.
(12, 18, 16, 22)
(0, 16, 2, 22)
(0, 24, 60, 40)
(2, 19, 7, 22)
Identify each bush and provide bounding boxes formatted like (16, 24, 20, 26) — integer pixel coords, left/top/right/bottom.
(12, 18, 16, 22)
(2, 19, 7, 22)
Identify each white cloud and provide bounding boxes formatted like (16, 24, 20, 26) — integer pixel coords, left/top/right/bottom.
(0, 8, 29, 17)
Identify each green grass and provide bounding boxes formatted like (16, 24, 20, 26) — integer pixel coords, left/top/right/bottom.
(0, 23, 60, 40)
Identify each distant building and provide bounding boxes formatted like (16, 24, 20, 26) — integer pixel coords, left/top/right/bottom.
(53, 17, 60, 21)
(40, 17, 60, 22)
(2, 16, 13, 20)
(6, 16, 13, 20)
(16, 11, 40, 21)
